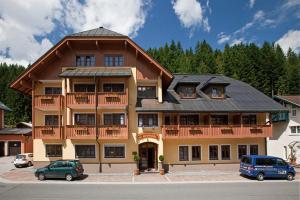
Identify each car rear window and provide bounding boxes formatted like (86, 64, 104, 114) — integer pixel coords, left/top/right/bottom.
(241, 156, 252, 164)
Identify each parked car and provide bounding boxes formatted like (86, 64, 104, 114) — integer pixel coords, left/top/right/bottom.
(240, 155, 296, 181)
(34, 160, 84, 181)
(14, 153, 33, 168)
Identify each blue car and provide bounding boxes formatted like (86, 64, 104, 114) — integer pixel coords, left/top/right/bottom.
(239, 155, 296, 181)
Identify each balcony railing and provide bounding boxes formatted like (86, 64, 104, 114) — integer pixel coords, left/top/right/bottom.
(66, 93, 96, 107)
(66, 92, 128, 107)
(34, 95, 62, 110)
(99, 125, 128, 139)
(34, 126, 62, 140)
(162, 124, 272, 139)
(65, 125, 128, 139)
(98, 92, 128, 106)
(66, 125, 96, 139)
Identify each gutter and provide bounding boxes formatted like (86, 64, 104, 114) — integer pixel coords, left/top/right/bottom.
(94, 74, 102, 173)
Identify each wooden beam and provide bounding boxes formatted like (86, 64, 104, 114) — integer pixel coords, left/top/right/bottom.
(135, 49, 138, 58)
(124, 40, 127, 49)
(28, 73, 38, 80)
(66, 41, 72, 50)
(55, 50, 62, 58)
(20, 80, 31, 89)
(95, 40, 100, 49)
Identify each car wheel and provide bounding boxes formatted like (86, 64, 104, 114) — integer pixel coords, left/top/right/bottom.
(38, 173, 45, 181)
(65, 174, 73, 181)
(14, 165, 18, 168)
(256, 173, 264, 181)
(287, 173, 294, 181)
(28, 161, 32, 167)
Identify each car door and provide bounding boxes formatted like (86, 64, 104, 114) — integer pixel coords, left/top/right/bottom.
(275, 158, 288, 178)
(259, 158, 278, 177)
(46, 162, 60, 178)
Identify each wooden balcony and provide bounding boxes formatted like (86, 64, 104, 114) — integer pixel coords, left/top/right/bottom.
(66, 125, 96, 139)
(99, 125, 128, 139)
(98, 92, 128, 107)
(34, 95, 62, 110)
(162, 124, 272, 139)
(66, 93, 96, 108)
(66, 92, 128, 108)
(34, 126, 62, 140)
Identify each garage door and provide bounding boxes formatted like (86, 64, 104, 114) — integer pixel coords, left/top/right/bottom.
(0, 142, 4, 157)
(8, 141, 21, 156)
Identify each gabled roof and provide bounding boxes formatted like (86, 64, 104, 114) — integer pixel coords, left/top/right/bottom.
(71, 27, 125, 37)
(273, 95, 300, 107)
(137, 74, 287, 113)
(9, 27, 173, 94)
(0, 101, 12, 112)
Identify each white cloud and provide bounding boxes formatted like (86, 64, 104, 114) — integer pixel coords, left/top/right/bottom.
(0, 0, 151, 66)
(230, 38, 245, 46)
(172, 0, 210, 34)
(249, 0, 256, 8)
(276, 30, 300, 53)
(63, 0, 151, 38)
(217, 32, 231, 44)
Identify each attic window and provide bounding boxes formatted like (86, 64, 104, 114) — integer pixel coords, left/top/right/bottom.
(211, 87, 223, 98)
(177, 84, 197, 99)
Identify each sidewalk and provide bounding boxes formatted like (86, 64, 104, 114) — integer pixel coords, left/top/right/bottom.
(0, 167, 299, 184)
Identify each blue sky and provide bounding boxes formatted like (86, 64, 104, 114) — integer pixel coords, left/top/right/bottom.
(0, 0, 299, 66)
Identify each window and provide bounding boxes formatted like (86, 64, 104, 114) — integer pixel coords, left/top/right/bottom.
(138, 114, 158, 127)
(179, 146, 189, 161)
(221, 145, 230, 160)
(75, 145, 95, 158)
(238, 145, 247, 159)
(103, 113, 125, 126)
(137, 86, 156, 99)
(74, 84, 95, 92)
(242, 115, 257, 125)
(290, 126, 300, 134)
(277, 158, 288, 166)
(164, 115, 178, 125)
(45, 87, 62, 95)
(209, 145, 218, 160)
(76, 55, 95, 66)
(180, 115, 199, 125)
(103, 83, 124, 93)
(291, 106, 297, 117)
(104, 55, 124, 66)
(241, 156, 252, 164)
(45, 115, 59, 126)
(250, 145, 259, 155)
(211, 115, 228, 125)
(192, 146, 201, 161)
(211, 87, 223, 98)
(74, 114, 95, 125)
(177, 84, 196, 98)
(256, 158, 276, 166)
(45, 144, 62, 157)
(104, 145, 125, 158)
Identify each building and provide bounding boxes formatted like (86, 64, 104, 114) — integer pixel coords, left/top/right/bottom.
(0, 101, 33, 156)
(268, 95, 300, 164)
(10, 27, 286, 172)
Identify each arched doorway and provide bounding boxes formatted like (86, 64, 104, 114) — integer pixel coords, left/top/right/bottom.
(139, 142, 158, 171)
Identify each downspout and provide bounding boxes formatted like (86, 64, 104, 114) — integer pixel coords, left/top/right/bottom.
(94, 75, 101, 172)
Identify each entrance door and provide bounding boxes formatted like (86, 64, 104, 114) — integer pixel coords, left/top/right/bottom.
(139, 142, 157, 171)
(0, 142, 4, 157)
(8, 141, 21, 156)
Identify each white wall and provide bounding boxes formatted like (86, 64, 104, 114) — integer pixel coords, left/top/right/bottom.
(267, 104, 300, 164)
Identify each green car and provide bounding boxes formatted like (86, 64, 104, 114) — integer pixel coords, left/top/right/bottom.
(35, 160, 84, 181)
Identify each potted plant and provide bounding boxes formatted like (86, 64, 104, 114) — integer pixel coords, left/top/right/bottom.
(133, 154, 140, 175)
(159, 155, 165, 175)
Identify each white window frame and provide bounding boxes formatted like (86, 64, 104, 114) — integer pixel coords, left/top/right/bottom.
(220, 144, 231, 160)
(208, 144, 219, 161)
(178, 145, 189, 162)
(191, 145, 202, 161)
(237, 144, 248, 160)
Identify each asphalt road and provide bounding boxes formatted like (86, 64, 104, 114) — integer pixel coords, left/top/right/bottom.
(0, 182, 299, 200)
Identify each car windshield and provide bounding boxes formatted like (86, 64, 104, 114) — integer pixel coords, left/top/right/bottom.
(16, 155, 25, 159)
(241, 156, 252, 164)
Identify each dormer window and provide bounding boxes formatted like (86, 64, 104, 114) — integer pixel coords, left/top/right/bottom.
(76, 55, 95, 66)
(177, 84, 197, 99)
(211, 87, 223, 98)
